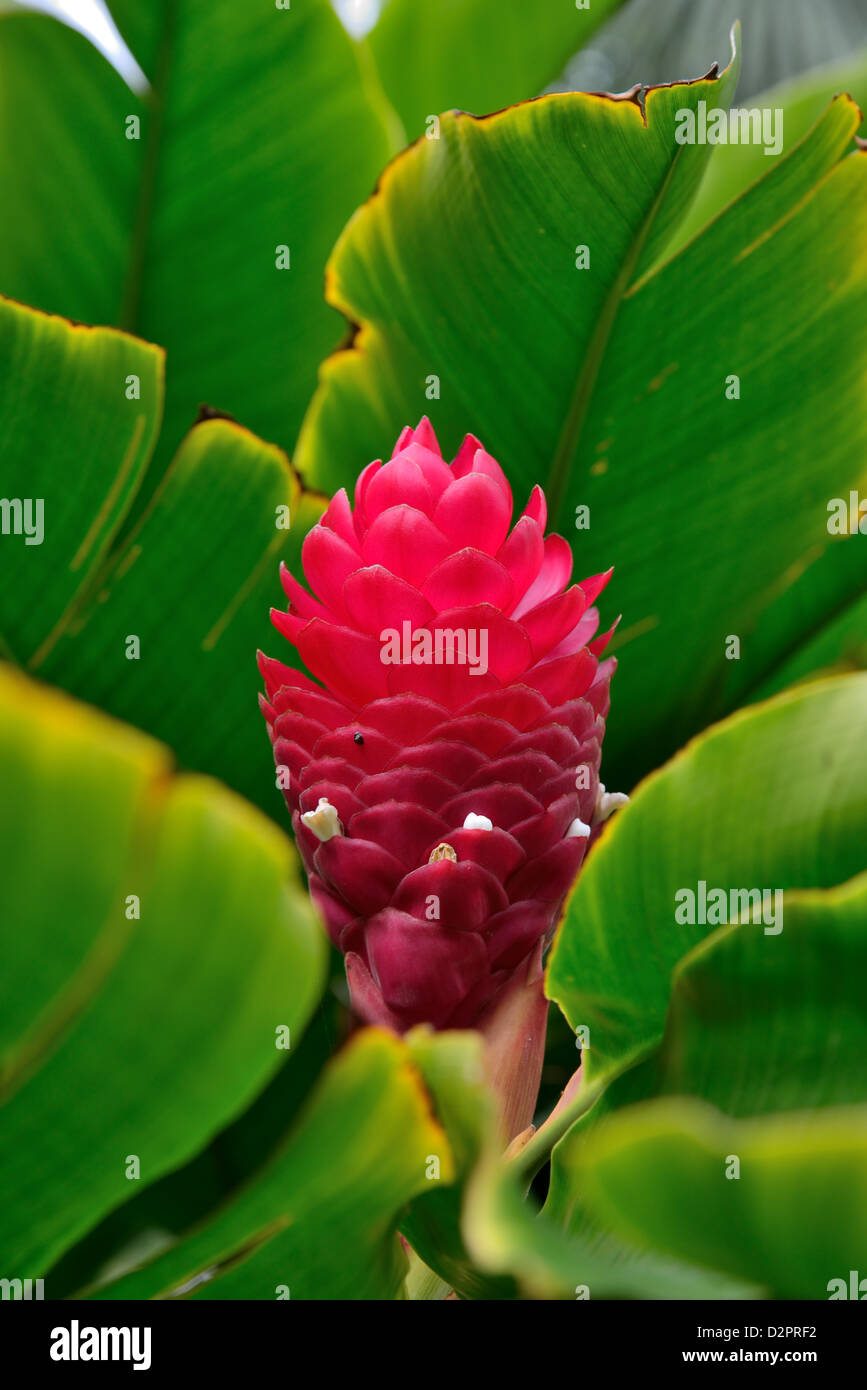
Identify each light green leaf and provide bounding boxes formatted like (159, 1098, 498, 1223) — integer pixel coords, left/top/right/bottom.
(86, 1029, 453, 1300)
(544, 874, 867, 1255)
(547, 674, 867, 1080)
(575, 1097, 867, 1298)
(367, 0, 627, 139)
(0, 2, 392, 470)
(295, 59, 867, 784)
(672, 45, 867, 251)
(0, 666, 326, 1277)
(463, 1141, 760, 1299)
(648, 873, 867, 1116)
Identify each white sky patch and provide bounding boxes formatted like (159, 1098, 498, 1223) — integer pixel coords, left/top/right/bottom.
(9, 0, 146, 90)
(332, 0, 381, 39)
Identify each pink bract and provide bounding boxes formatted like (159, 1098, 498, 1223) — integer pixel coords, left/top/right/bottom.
(259, 419, 617, 1034)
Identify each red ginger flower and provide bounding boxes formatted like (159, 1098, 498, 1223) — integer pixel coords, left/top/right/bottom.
(259, 419, 618, 1036)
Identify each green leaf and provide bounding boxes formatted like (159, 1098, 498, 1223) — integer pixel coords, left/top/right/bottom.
(547, 673, 867, 1080)
(647, 873, 867, 1116)
(463, 1141, 760, 1299)
(34, 419, 323, 814)
(295, 68, 867, 785)
(367, 0, 627, 139)
(394, 1027, 717, 1301)
(0, 2, 392, 470)
(400, 1027, 514, 1299)
(575, 1097, 867, 1298)
(672, 45, 867, 251)
(718, 527, 867, 707)
(297, 52, 739, 496)
(748, 544, 867, 700)
(0, 666, 326, 1277)
(0, 296, 324, 816)
(46, 996, 344, 1298)
(87, 1029, 453, 1300)
(0, 298, 163, 664)
(544, 873, 867, 1263)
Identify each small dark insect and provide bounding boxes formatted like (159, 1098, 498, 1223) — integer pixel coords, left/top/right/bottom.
(353, 732, 364, 745)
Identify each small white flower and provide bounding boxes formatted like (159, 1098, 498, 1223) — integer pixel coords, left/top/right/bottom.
(592, 782, 630, 826)
(300, 796, 343, 842)
(463, 812, 493, 832)
(566, 817, 592, 839)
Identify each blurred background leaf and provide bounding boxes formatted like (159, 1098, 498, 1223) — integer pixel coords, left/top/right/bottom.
(366, 0, 628, 139)
(546, 870, 867, 1183)
(516, 686, 867, 1299)
(0, 666, 326, 1277)
(557, 0, 867, 102)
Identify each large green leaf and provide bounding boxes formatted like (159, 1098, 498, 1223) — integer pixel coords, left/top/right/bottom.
(87, 1029, 453, 1300)
(297, 53, 739, 496)
(547, 674, 867, 1080)
(295, 68, 867, 785)
(0, 2, 392, 472)
(0, 666, 326, 1277)
(672, 46, 867, 251)
(656, 49, 867, 715)
(366, 0, 627, 139)
(575, 1098, 867, 1298)
(0, 295, 324, 816)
